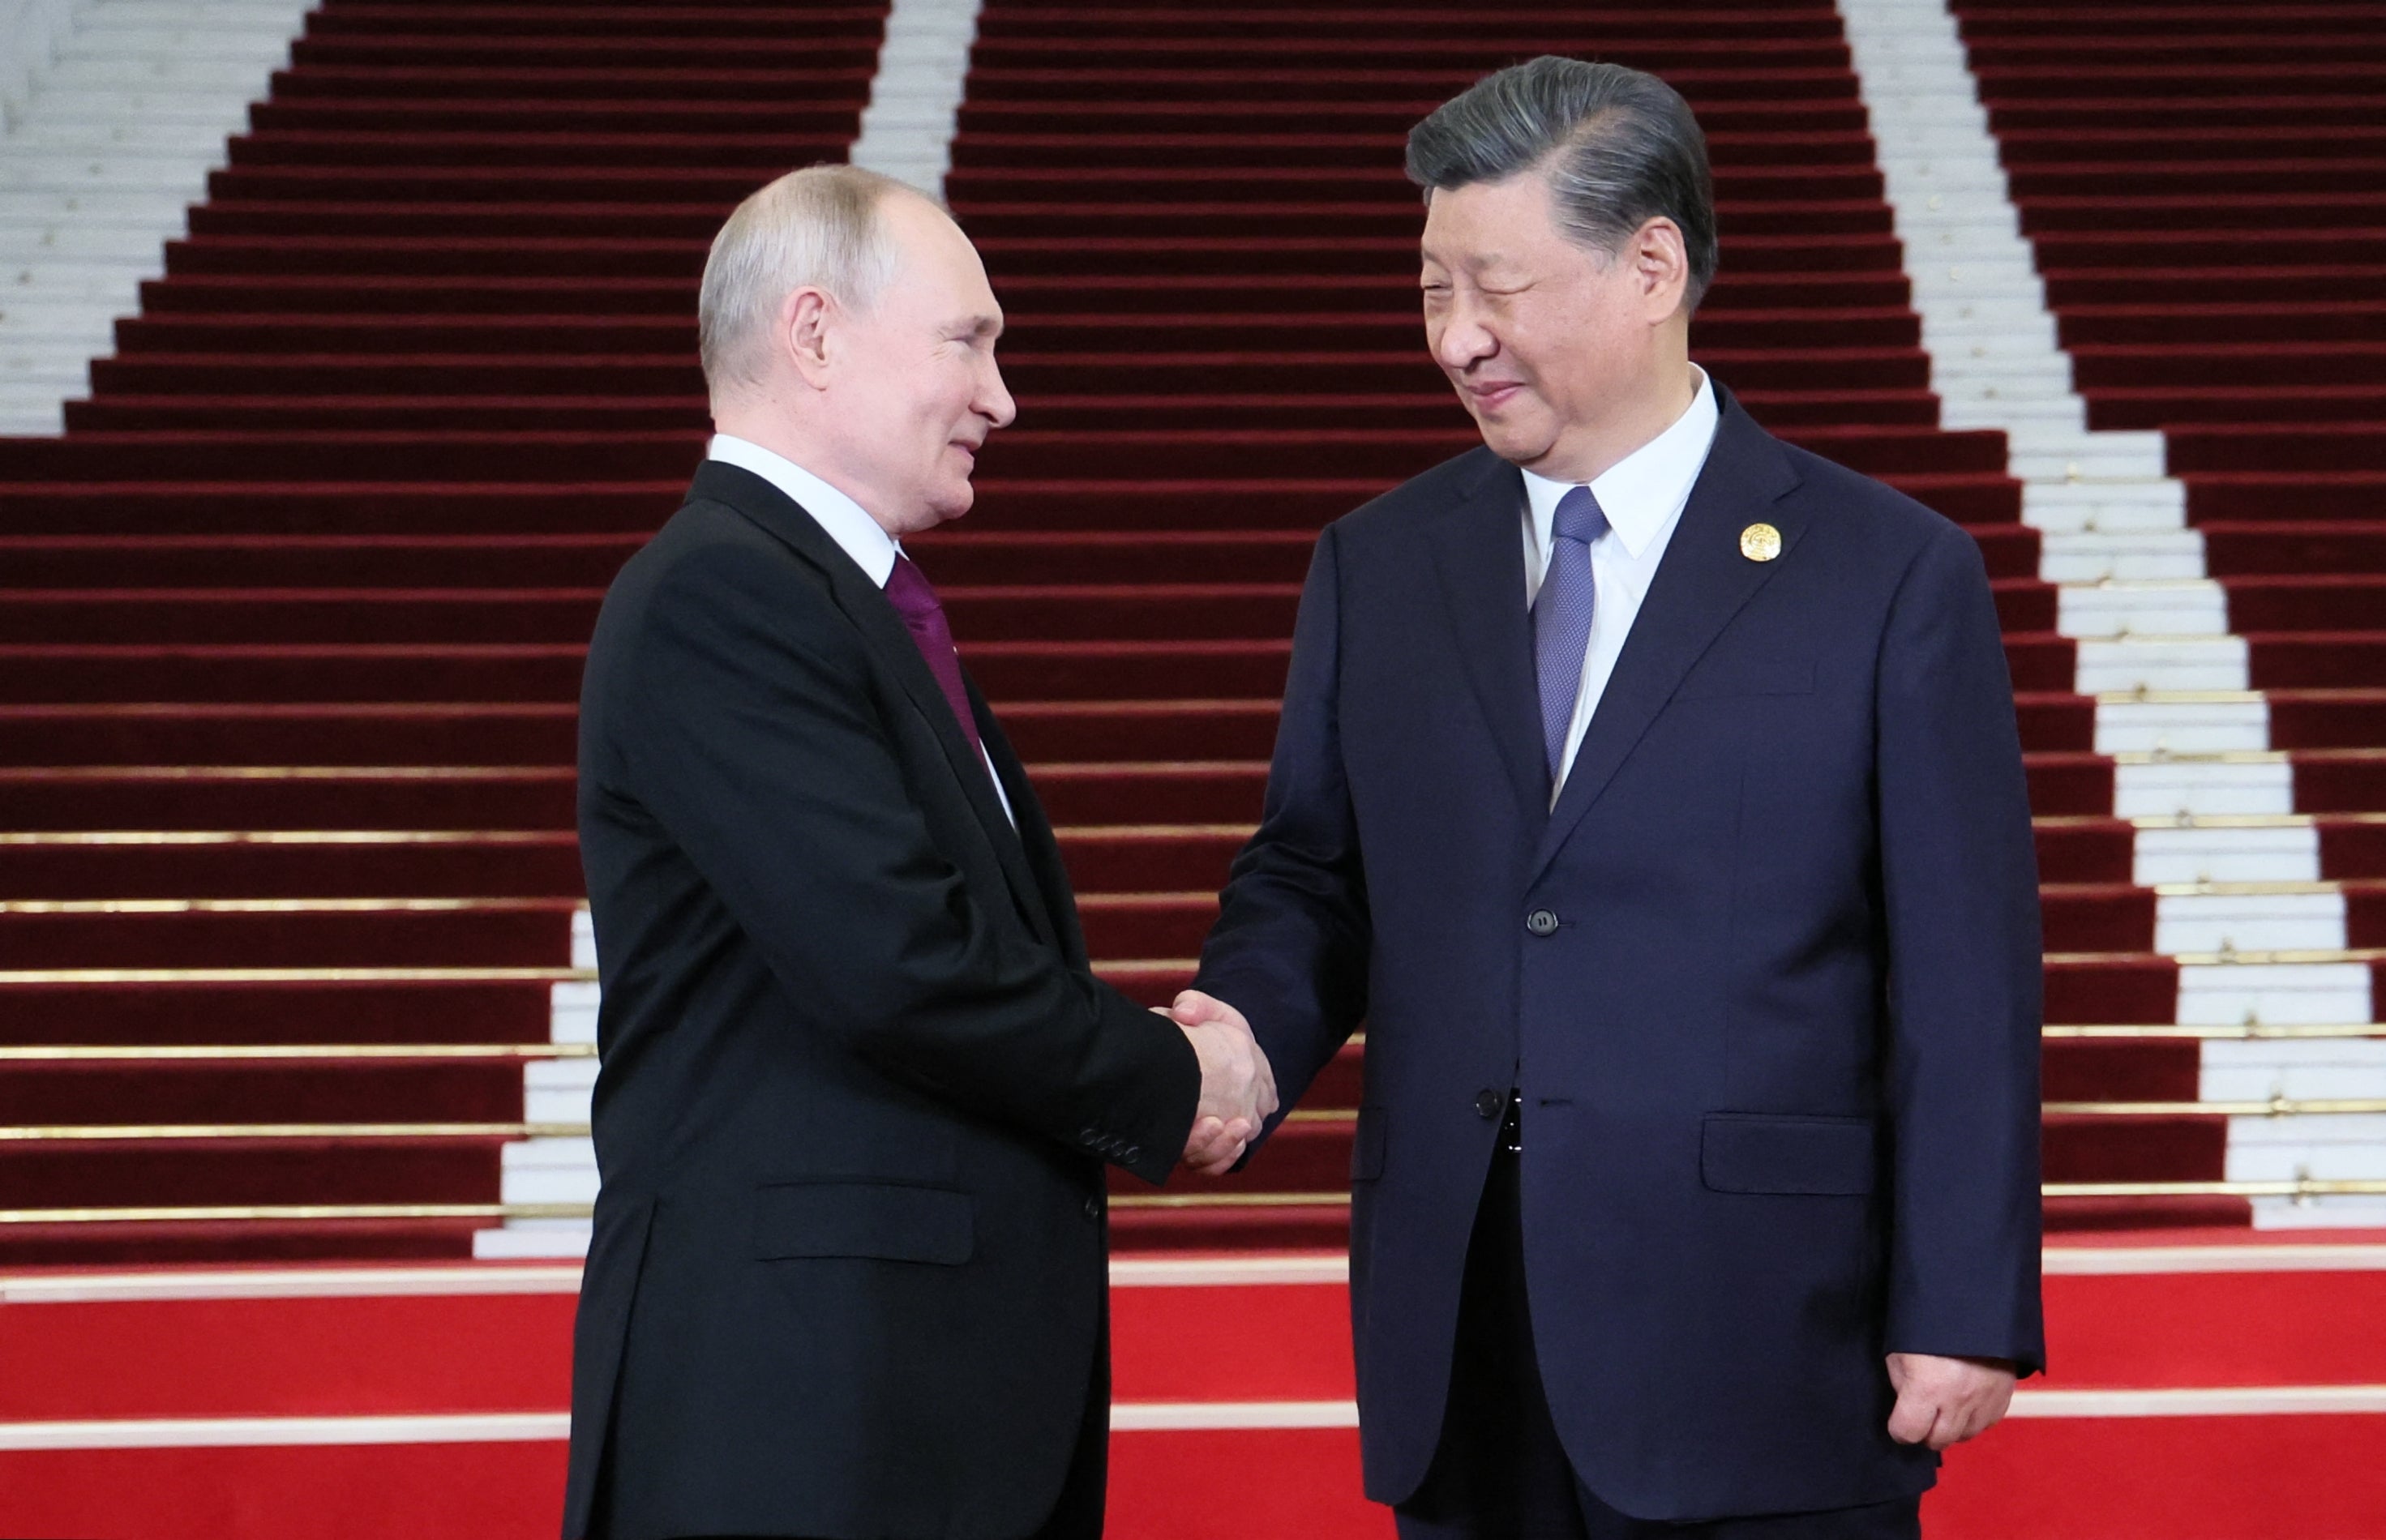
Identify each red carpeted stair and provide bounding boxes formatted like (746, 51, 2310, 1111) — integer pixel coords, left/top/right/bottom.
(1955, 0, 2386, 735)
(2, 0, 2371, 1264)
(0, 0, 890, 1267)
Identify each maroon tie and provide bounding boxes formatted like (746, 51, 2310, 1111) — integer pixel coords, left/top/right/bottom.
(883, 554, 983, 754)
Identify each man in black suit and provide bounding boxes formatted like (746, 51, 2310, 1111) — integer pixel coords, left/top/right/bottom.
(1170, 58, 2045, 1538)
(563, 165, 1275, 1540)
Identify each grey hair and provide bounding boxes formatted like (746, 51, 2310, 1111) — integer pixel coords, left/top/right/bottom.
(1406, 56, 1719, 312)
(697, 163, 911, 400)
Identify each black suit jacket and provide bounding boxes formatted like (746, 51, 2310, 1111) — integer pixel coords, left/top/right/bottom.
(1195, 389, 2046, 1521)
(563, 460, 1201, 1540)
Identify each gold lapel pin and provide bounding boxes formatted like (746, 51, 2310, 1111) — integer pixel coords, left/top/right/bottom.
(1740, 523, 1783, 563)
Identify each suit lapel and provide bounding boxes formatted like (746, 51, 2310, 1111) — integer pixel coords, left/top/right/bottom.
(970, 680, 1074, 957)
(695, 461, 1058, 943)
(1530, 396, 1805, 883)
(1427, 451, 1549, 824)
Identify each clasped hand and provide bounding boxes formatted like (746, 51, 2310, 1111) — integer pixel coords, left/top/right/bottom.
(1151, 989, 1275, 1176)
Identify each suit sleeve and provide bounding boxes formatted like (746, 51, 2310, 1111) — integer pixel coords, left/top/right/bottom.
(1194, 520, 1373, 1131)
(1875, 520, 2048, 1375)
(614, 540, 1199, 1186)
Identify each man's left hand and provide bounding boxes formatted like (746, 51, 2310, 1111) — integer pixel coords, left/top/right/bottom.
(1885, 1353, 2015, 1451)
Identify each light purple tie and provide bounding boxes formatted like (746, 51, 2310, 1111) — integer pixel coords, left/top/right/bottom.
(883, 554, 983, 755)
(1532, 486, 1610, 785)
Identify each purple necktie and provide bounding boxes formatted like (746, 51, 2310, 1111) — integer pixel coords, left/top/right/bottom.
(883, 554, 983, 755)
(1532, 486, 1610, 785)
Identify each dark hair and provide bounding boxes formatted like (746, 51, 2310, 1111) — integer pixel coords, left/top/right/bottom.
(1406, 56, 1719, 312)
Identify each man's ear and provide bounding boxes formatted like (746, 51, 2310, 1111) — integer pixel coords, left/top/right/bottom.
(782, 285, 835, 389)
(1629, 217, 1690, 319)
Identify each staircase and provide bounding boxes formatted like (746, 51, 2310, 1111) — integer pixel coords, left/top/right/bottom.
(0, 0, 316, 433)
(0, 0, 889, 1264)
(1942, 0, 2386, 1227)
(4, 0, 2383, 1265)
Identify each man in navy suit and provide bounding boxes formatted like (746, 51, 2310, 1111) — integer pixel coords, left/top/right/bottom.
(1169, 58, 2046, 1538)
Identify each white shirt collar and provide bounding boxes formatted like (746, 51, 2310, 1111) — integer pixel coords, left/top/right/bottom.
(707, 433, 900, 588)
(1519, 366, 1719, 561)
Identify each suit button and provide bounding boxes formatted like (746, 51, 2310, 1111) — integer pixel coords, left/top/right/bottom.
(1475, 1089, 1503, 1119)
(1083, 1196, 1103, 1221)
(1526, 909, 1559, 937)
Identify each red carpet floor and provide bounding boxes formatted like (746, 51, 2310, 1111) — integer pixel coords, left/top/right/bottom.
(2, 1242, 2383, 1538)
(0, 0, 2378, 1258)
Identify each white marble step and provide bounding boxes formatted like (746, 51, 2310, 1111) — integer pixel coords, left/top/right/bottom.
(2254, 1195, 2386, 1230)
(470, 1223, 591, 1260)
(11, 88, 247, 122)
(1953, 406, 2092, 437)
(0, 220, 191, 258)
(0, 260, 165, 297)
(0, 188, 201, 220)
(8, 119, 244, 153)
(0, 360, 92, 391)
(550, 980, 599, 1043)
(1908, 297, 2042, 333)
(57, 28, 298, 62)
(2155, 888, 2347, 957)
(2205, 1037, 2386, 1102)
(1909, 255, 2041, 285)
(1938, 389, 2080, 419)
(75, 0, 303, 24)
(2080, 634, 2242, 695)
(0, 0, 307, 427)
(2012, 446, 2171, 483)
(2058, 582, 2227, 638)
(2229, 1117, 2386, 1179)
(0, 397, 71, 433)
(0, 157, 221, 194)
(1928, 355, 2074, 387)
(2178, 958, 2378, 1026)
(525, 1056, 597, 1127)
(41, 55, 291, 92)
(2138, 822, 2324, 885)
(2074, 636, 2248, 695)
(527, 1054, 596, 1115)
(848, 0, 981, 195)
(1878, 166, 2015, 196)
(2113, 758, 2296, 820)
(2095, 695, 2268, 755)
(498, 1136, 598, 1206)
(1903, 218, 2028, 249)
(2023, 481, 2188, 534)
(2042, 534, 2206, 584)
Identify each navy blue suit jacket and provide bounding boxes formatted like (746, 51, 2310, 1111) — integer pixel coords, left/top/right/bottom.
(1194, 390, 2046, 1521)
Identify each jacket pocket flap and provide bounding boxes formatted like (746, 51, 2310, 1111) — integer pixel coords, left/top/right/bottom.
(1700, 1114, 1877, 1196)
(752, 1180, 975, 1264)
(1351, 1106, 1387, 1182)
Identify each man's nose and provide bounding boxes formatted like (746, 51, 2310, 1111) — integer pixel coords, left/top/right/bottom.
(1433, 302, 1497, 372)
(979, 359, 1017, 430)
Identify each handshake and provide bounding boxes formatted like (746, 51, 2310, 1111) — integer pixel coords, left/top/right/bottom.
(1155, 990, 1277, 1177)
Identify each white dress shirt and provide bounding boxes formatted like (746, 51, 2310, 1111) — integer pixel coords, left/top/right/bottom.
(1519, 366, 1720, 805)
(707, 434, 1014, 825)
